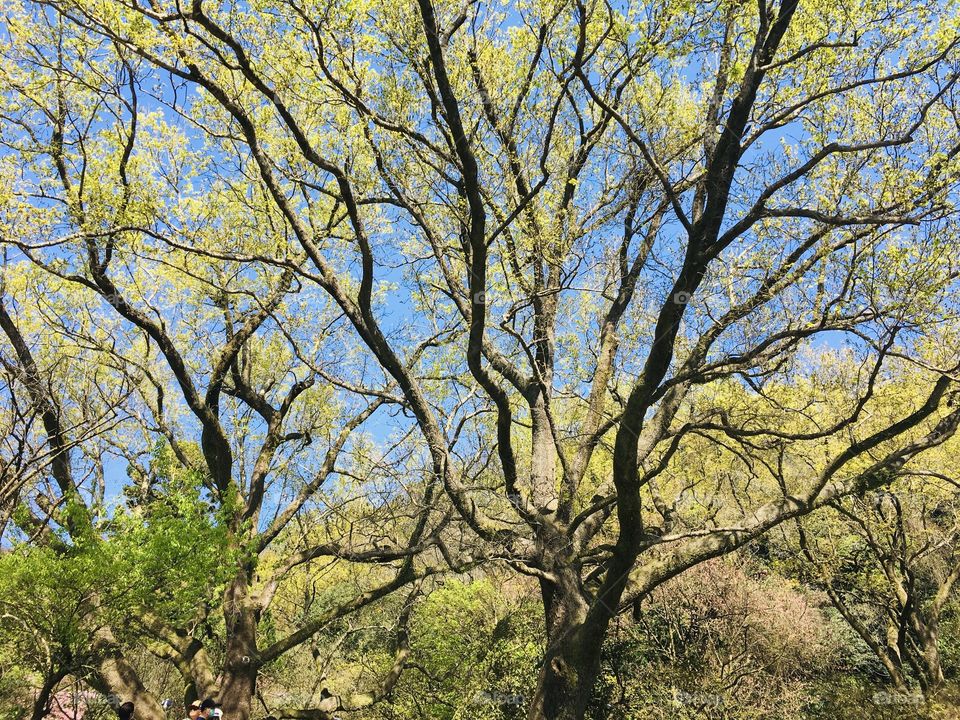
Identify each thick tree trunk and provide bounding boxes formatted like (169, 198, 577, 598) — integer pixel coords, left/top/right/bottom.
(529, 626, 599, 720)
(181, 641, 218, 708)
(219, 572, 259, 720)
(527, 559, 629, 720)
(528, 575, 590, 720)
(220, 667, 257, 720)
(92, 627, 167, 720)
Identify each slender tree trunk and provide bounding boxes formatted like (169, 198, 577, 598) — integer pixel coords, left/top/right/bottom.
(916, 617, 945, 694)
(530, 399, 558, 514)
(881, 646, 909, 692)
(29, 668, 67, 720)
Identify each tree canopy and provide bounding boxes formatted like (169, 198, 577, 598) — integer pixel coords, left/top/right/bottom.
(2, 0, 960, 718)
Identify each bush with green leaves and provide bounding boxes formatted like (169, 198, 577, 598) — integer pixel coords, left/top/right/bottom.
(382, 578, 541, 720)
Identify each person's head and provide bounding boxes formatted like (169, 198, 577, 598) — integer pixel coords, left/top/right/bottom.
(199, 699, 219, 719)
(187, 700, 202, 720)
(117, 702, 135, 720)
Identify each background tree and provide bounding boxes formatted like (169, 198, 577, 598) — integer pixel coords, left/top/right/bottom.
(797, 479, 960, 697)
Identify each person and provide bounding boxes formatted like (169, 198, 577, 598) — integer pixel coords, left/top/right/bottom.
(199, 698, 220, 719)
(184, 700, 202, 720)
(117, 702, 135, 720)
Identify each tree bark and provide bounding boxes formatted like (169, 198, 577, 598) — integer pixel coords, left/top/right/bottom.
(915, 616, 945, 694)
(528, 570, 591, 720)
(93, 627, 167, 720)
(527, 553, 633, 720)
(29, 668, 67, 720)
(219, 572, 260, 720)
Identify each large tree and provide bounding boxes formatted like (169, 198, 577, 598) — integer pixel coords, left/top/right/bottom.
(3, 0, 960, 718)
(0, 12, 460, 716)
